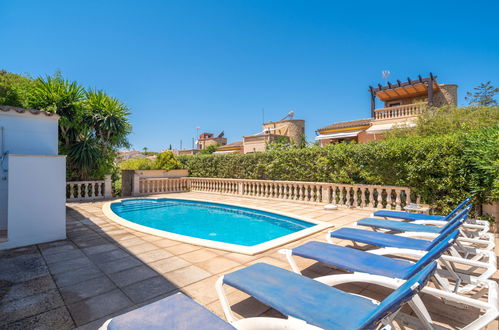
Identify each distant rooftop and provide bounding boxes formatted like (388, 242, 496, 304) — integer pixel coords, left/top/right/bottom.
(317, 118, 372, 133)
(216, 140, 243, 150)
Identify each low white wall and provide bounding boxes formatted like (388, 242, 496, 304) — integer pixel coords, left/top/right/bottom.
(0, 155, 66, 249)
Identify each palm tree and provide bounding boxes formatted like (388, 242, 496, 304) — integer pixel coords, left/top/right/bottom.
(29, 73, 131, 180)
(84, 89, 131, 154)
(29, 74, 85, 146)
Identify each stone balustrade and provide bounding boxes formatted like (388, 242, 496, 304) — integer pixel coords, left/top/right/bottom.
(374, 103, 426, 120)
(138, 177, 188, 195)
(134, 177, 417, 210)
(66, 175, 112, 201)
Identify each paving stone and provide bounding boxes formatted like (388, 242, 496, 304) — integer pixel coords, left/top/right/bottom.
(196, 256, 240, 274)
(88, 249, 131, 265)
(181, 249, 218, 263)
(39, 241, 77, 256)
(0, 274, 56, 303)
(149, 256, 190, 274)
(72, 237, 110, 249)
(121, 276, 178, 304)
(82, 243, 119, 256)
(60, 276, 117, 304)
(52, 264, 104, 288)
(136, 249, 173, 263)
(67, 289, 133, 326)
(164, 265, 211, 287)
(0, 253, 49, 283)
(44, 249, 85, 264)
(0, 289, 64, 324)
(108, 265, 158, 287)
(164, 243, 202, 255)
(95, 256, 143, 275)
(2, 306, 74, 330)
(125, 242, 158, 255)
(47, 256, 94, 275)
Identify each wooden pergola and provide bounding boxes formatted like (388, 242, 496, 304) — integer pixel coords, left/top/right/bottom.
(369, 73, 438, 117)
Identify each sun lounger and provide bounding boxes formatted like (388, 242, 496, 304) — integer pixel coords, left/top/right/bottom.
(281, 228, 495, 294)
(216, 262, 437, 330)
(330, 208, 495, 255)
(372, 197, 471, 221)
(358, 206, 491, 242)
(99, 292, 318, 330)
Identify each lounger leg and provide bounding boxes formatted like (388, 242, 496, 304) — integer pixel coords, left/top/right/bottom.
(215, 276, 238, 323)
(278, 249, 302, 274)
(408, 295, 434, 330)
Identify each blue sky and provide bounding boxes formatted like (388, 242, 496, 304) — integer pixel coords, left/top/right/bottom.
(1, 0, 498, 151)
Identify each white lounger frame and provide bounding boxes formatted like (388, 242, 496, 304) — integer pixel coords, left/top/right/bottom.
(370, 213, 492, 239)
(216, 272, 499, 330)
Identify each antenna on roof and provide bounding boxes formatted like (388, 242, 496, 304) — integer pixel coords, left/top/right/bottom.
(382, 70, 391, 80)
(280, 110, 295, 121)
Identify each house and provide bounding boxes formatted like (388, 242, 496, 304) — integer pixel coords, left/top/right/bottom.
(316, 73, 458, 145)
(213, 140, 244, 154)
(242, 119, 305, 153)
(197, 131, 227, 150)
(213, 112, 305, 154)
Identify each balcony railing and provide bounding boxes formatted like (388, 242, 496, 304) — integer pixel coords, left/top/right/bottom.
(374, 103, 426, 120)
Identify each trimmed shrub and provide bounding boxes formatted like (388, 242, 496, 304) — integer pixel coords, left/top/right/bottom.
(178, 127, 498, 214)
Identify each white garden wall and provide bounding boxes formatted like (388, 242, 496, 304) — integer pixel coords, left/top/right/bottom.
(0, 155, 66, 249)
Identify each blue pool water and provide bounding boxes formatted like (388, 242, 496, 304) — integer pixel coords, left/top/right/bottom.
(111, 199, 314, 246)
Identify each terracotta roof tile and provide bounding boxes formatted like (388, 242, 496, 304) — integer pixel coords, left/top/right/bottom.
(216, 140, 243, 150)
(0, 105, 59, 118)
(317, 118, 372, 132)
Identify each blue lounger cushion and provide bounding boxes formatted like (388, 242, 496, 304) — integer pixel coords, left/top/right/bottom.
(331, 227, 433, 250)
(223, 262, 437, 330)
(108, 293, 235, 330)
(292, 231, 457, 280)
(373, 197, 472, 222)
(292, 241, 417, 278)
(357, 218, 443, 233)
(373, 210, 444, 221)
(224, 262, 378, 329)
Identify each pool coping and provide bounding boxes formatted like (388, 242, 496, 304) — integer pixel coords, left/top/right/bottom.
(102, 196, 333, 255)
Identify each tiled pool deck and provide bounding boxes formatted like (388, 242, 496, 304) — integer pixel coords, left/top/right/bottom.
(1, 192, 498, 329)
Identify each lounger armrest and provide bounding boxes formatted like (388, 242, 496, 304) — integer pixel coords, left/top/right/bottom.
(462, 223, 489, 230)
(412, 220, 446, 226)
(233, 317, 322, 330)
(367, 247, 496, 271)
(314, 273, 406, 290)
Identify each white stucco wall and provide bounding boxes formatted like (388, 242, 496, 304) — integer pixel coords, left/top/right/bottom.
(0, 110, 62, 248)
(0, 155, 66, 249)
(0, 111, 59, 156)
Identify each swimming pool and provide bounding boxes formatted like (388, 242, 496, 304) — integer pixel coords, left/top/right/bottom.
(104, 198, 330, 254)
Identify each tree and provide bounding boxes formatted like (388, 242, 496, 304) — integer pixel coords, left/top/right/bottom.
(0, 70, 33, 108)
(199, 144, 220, 154)
(465, 81, 499, 106)
(0, 70, 132, 180)
(143, 147, 148, 153)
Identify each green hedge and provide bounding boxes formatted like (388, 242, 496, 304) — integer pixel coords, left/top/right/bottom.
(178, 126, 499, 214)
